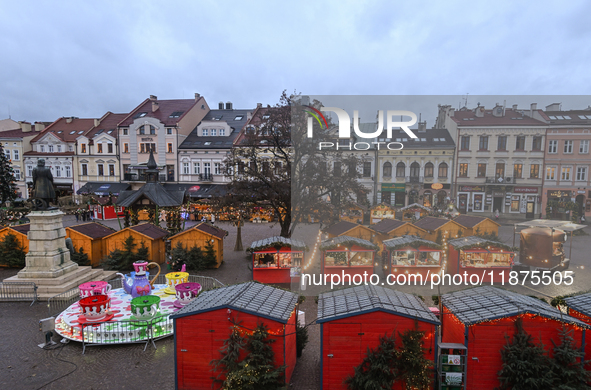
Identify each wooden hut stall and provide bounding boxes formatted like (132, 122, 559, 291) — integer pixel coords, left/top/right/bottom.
(370, 203, 396, 224)
(399, 203, 432, 221)
(103, 223, 169, 264)
(0, 224, 30, 253)
(249, 205, 275, 222)
(65, 223, 116, 267)
(318, 285, 440, 390)
(447, 236, 515, 283)
(383, 236, 442, 278)
(320, 236, 378, 279)
(169, 222, 226, 268)
(89, 196, 126, 220)
(441, 286, 589, 390)
(565, 293, 591, 359)
(172, 282, 298, 390)
(453, 215, 500, 236)
(370, 218, 427, 245)
(412, 216, 467, 242)
(339, 202, 368, 224)
(249, 236, 306, 284)
(324, 221, 376, 242)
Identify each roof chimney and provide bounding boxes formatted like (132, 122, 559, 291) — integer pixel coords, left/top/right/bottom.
(475, 106, 485, 118)
(149, 95, 157, 101)
(226, 102, 232, 110)
(257, 103, 262, 108)
(94, 118, 100, 126)
(19, 121, 31, 132)
(34, 122, 45, 132)
(219, 102, 224, 110)
(152, 101, 159, 112)
(530, 103, 537, 117)
(418, 120, 426, 132)
(66, 117, 74, 124)
(512, 104, 518, 111)
(194, 93, 200, 101)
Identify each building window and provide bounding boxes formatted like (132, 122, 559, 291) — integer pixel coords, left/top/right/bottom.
(424, 162, 434, 178)
(383, 162, 392, 177)
(39, 145, 44, 153)
(69, 145, 73, 152)
(459, 163, 468, 177)
(460, 136, 470, 150)
(530, 164, 539, 179)
(123, 129, 128, 135)
(564, 140, 573, 154)
(182, 162, 189, 174)
(561, 167, 571, 181)
(55, 166, 61, 177)
(220, 129, 225, 136)
(515, 136, 526, 150)
(140, 144, 146, 153)
(513, 164, 523, 179)
(124, 143, 129, 153)
(202, 129, 208, 136)
(438, 163, 448, 178)
(548, 140, 558, 153)
(167, 128, 173, 135)
(48, 145, 54, 153)
(13, 150, 19, 161)
(14, 169, 20, 180)
(532, 136, 542, 151)
(98, 143, 103, 153)
(27, 165, 33, 177)
(477, 163, 486, 177)
(150, 126, 156, 135)
(109, 164, 115, 176)
(362, 162, 371, 177)
(495, 162, 505, 178)
(194, 162, 200, 174)
(479, 136, 488, 151)
(140, 143, 156, 153)
(580, 140, 589, 154)
(65, 166, 71, 177)
(409, 162, 420, 178)
(139, 126, 145, 135)
(211, 129, 217, 136)
(81, 163, 88, 176)
(214, 162, 221, 175)
(546, 166, 556, 180)
(108, 143, 113, 153)
(393, 162, 404, 177)
(57, 145, 62, 153)
(497, 136, 507, 151)
(576, 167, 587, 181)
(203, 162, 211, 175)
(81, 144, 86, 153)
(167, 143, 173, 153)
(511, 196, 520, 212)
(98, 164, 104, 176)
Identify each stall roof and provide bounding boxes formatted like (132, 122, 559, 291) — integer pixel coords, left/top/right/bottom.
(515, 219, 586, 232)
(442, 286, 588, 328)
(170, 222, 227, 240)
(565, 293, 591, 316)
(3, 224, 30, 235)
(448, 236, 514, 251)
(382, 235, 441, 250)
(454, 215, 500, 228)
(77, 182, 131, 196)
(400, 203, 432, 211)
(116, 182, 184, 207)
(320, 235, 378, 251)
(171, 282, 298, 323)
(129, 223, 169, 239)
(317, 285, 439, 324)
(67, 222, 115, 239)
(370, 218, 409, 234)
(413, 217, 464, 231)
(248, 236, 307, 252)
(324, 221, 359, 236)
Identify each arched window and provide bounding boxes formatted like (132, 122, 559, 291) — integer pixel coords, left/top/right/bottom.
(438, 162, 448, 178)
(424, 162, 434, 177)
(383, 162, 392, 177)
(410, 162, 420, 178)
(396, 162, 406, 177)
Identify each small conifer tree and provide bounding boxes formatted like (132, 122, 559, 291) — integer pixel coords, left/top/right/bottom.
(0, 232, 26, 267)
(71, 246, 90, 266)
(203, 238, 218, 268)
(397, 327, 433, 390)
(550, 326, 591, 389)
(345, 332, 399, 390)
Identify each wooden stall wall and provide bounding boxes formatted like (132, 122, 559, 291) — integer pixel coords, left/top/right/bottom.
(0, 227, 29, 253)
(104, 229, 165, 264)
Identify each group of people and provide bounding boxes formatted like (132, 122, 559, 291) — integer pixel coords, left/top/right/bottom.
(74, 209, 93, 222)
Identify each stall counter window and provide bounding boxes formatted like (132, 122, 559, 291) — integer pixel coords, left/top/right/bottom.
(391, 250, 441, 267)
(459, 249, 514, 268)
(252, 247, 303, 285)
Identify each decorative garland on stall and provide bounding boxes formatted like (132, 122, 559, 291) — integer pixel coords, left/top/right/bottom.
(383, 236, 442, 251)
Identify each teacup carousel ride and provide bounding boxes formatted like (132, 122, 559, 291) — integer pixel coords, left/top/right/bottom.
(54, 263, 202, 345)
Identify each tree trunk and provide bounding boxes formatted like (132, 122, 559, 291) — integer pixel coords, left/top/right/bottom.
(234, 219, 243, 251)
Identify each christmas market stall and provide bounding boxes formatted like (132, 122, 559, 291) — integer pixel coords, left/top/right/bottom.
(172, 282, 298, 390)
(453, 215, 500, 237)
(565, 293, 591, 359)
(317, 285, 439, 390)
(383, 236, 443, 278)
(441, 286, 589, 390)
(248, 236, 307, 284)
(370, 203, 396, 224)
(324, 221, 375, 242)
(339, 202, 368, 224)
(412, 217, 467, 243)
(169, 222, 227, 268)
(370, 218, 427, 246)
(0, 223, 30, 253)
(320, 236, 378, 279)
(249, 205, 276, 223)
(65, 222, 116, 267)
(103, 223, 169, 264)
(447, 236, 515, 283)
(89, 196, 125, 220)
(399, 203, 432, 221)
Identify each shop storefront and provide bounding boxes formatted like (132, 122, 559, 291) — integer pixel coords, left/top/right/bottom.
(511, 187, 539, 218)
(249, 236, 306, 285)
(544, 190, 573, 220)
(423, 183, 450, 209)
(379, 183, 406, 207)
(457, 186, 485, 214)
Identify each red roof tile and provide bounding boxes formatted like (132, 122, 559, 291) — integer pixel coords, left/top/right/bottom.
(118, 97, 204, 127)
(452, 108, 546, 127)
(67, 222, 115, 239)
(370, 219, 408, 234)
(86, 112, 128, 139)
(0, 128, 38, 139)
(31, 117, 97, 143)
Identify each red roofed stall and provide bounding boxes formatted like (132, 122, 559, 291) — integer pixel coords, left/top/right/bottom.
(447, 236, 515, 283)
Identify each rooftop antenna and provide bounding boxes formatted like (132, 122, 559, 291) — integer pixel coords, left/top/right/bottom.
(464, 93, 469, 108)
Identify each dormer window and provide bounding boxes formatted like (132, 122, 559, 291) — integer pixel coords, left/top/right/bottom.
(70, 131, 76, 134)
(235, 116, 243, 121)
(203, 129, 208, 136)
(81, 144, 87, 153)
(169, 111, 184, 118)
(134, 112, 147, 119)
(40, 145, 45, 152)
(220, 129, 225, 136)
(57, 145, 62, 152)
(48, 145, 54, 152)
(211, 129, 217, 136)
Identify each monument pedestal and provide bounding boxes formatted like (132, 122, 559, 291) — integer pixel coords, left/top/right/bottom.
(3, 210, 116, 300)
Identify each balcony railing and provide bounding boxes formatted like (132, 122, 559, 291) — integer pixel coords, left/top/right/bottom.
(123, 173, 145, 181)
(406, 176, 424, 183)
(199, 173, 213, 182)
(486, 176, 514, 184)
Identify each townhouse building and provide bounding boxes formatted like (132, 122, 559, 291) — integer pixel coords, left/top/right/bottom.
(437, 103, 546, 218)
(539, 104, 591, 220)
(118, 94, 209, 189)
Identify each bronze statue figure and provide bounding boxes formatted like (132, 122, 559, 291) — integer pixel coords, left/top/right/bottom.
(32, 158, 56, 210)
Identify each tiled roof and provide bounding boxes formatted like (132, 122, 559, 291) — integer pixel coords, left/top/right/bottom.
(382, 235, 440, 250)
(453, 215, 498, 228)
(452, 108, 546, 127)
(375, 128, 455, 148)
(317, 285, 439, 324)
(319, 235, 378, 251)
(5, 224, 30, 235)
(442, 286, 588, 327)
(67, 222, 115, 239)
(248, 236, 307, 251)
(86, 112, 128, 139)
(325, 221, 358, 236)
(542, 110, 591, 125)
(448, 236, 512, 250)
(170, 222, 227, 240)
(565, 293, 591, 316)
(413, 217, 454, 231)
(0, 128, 38, 139)
(370, 218, 408, 234)
(171, 282, 298, 323)
(31, 117, 96, 143)
(179, 109, 251, 150)
(119, 97, 204, 127)
(129, 223, 169, 240)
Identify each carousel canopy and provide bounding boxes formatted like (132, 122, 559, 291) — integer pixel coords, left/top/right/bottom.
(247, 236, 307, 253)
(317, 285, 439, 324)
(383, 235, 441, 251)
(442, 286, 589, 328)
(448, 236, 514, 251)
(515, 219, 586, 232)
(319, 235, 378, 251)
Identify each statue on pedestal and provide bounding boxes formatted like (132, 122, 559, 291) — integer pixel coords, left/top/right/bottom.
(31, 159, 56, 210)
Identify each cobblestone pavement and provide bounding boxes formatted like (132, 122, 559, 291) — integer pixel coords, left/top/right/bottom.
(0, 218, 323, 390)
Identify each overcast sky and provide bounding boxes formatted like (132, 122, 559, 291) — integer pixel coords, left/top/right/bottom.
(1, 0, 591, 123)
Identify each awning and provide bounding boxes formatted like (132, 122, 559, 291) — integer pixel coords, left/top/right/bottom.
(77, 182, 131, 196)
